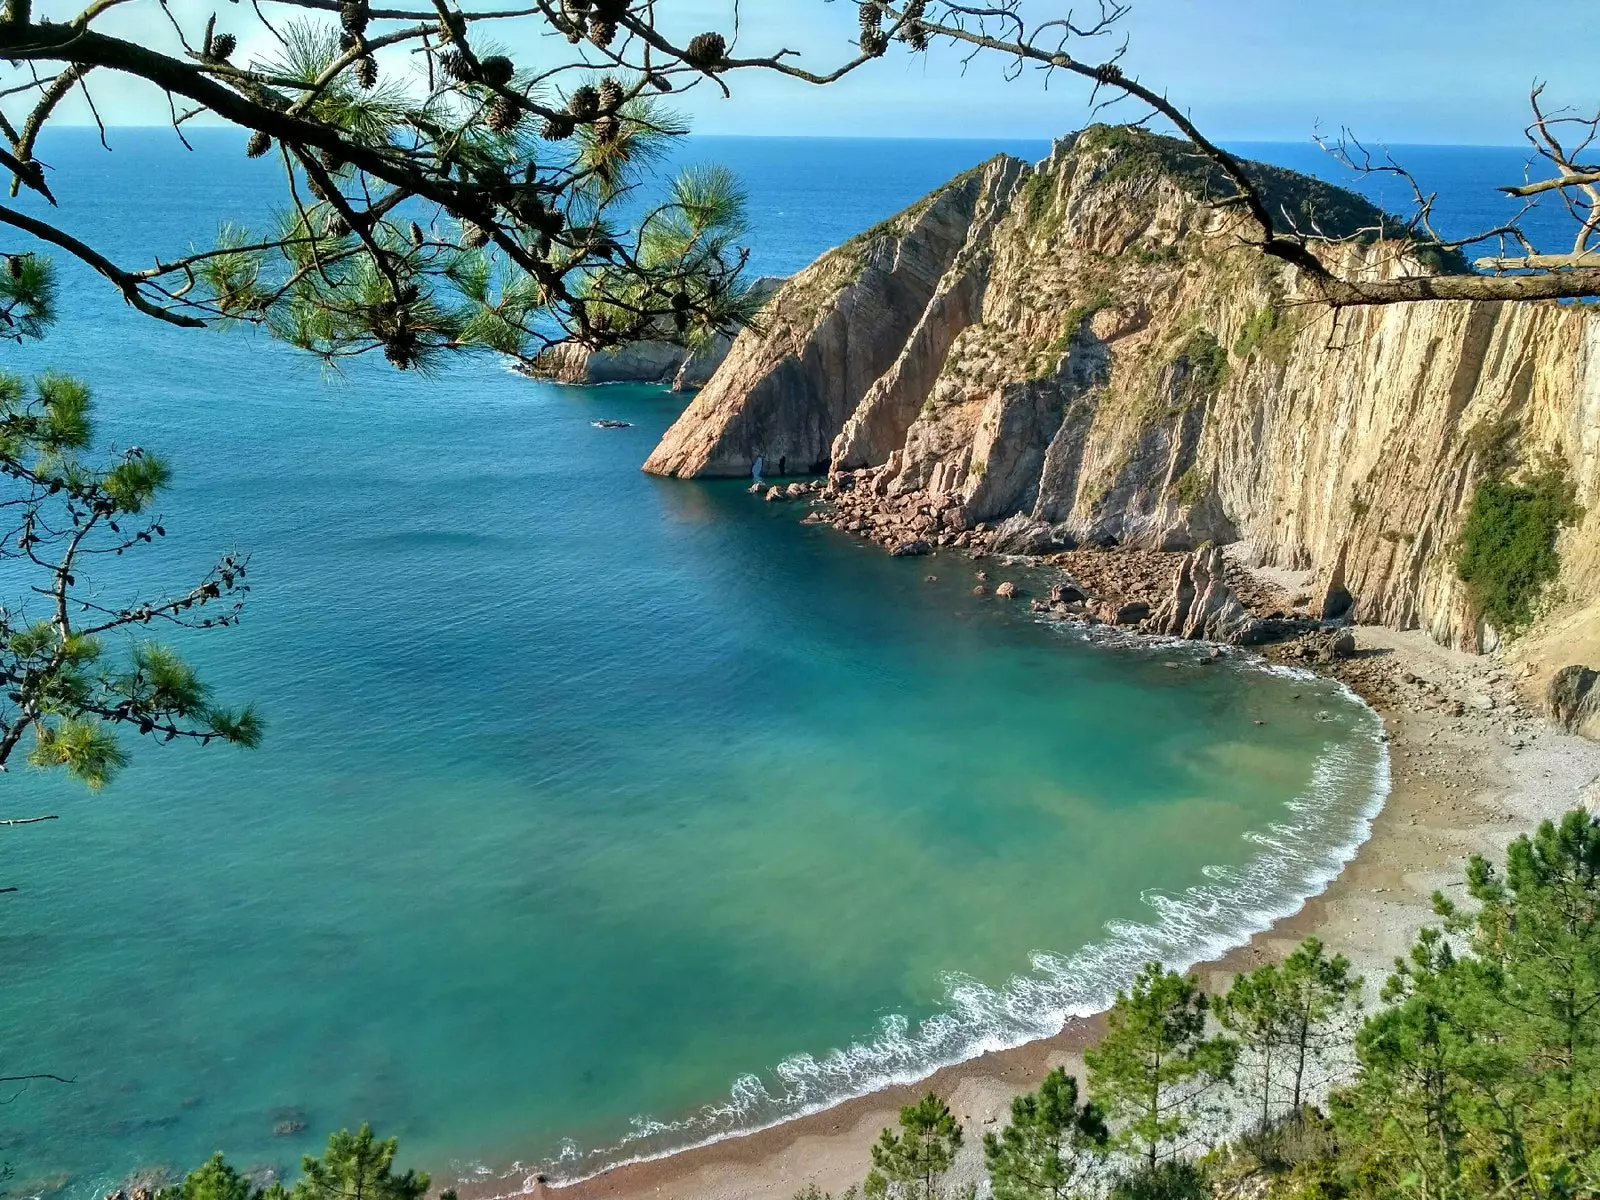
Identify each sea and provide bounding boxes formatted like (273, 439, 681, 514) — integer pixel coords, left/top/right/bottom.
(0, 129, 1557, 1195)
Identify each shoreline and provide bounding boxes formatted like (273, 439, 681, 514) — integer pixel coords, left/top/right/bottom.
(456, 622, 1600, 1200)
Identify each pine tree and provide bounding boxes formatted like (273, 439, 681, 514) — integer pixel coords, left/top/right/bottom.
(292, 1126, 430, 1200)
(983, 1067, 1107, 1200)
(1084, 964, 1237, 1169)
(1218, 938, 1360, 1129)
(1277, 937, 1362, 1113)
(1217, 960, 1285, 1133)
(155, 1154, 270, 1200)
(865, 1092, 965, 1200)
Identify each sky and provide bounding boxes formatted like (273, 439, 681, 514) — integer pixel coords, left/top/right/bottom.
(36, 0, 1600, 145)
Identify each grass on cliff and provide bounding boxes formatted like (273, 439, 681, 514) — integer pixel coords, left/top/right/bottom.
(1175, 326, 1228, 393)
(1171, 464, 1208, 506)
(1233, 304, 1302, 365)
(1456, 420, 1582, 632)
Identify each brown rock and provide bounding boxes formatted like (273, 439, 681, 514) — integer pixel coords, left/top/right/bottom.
(995, 581, 1018, 598)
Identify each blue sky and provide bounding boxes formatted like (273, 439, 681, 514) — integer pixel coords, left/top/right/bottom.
(58, 0, 1600, 145)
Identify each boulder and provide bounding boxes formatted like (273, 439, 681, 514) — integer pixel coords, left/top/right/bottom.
(890, 540, 932, 557)
(1113, 601, 1151, 625)
(1049, 580, 1086, 605)
(1548, 666, 1600, 739)
(986, 512, 1063, 556)
(764, 487, 783, 502)
(995, 581, 1018, 598)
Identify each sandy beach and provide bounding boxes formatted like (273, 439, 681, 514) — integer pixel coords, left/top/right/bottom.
(474, 624, 1600, 1200)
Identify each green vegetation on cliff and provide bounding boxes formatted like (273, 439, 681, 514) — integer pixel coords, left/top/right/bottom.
(1456, 418, 1582, 634)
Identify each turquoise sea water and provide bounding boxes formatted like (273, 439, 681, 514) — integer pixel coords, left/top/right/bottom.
(6, 129, 1544, 1194)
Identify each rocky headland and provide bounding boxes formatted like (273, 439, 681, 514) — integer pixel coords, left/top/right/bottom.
(643, 125, 1600, 711)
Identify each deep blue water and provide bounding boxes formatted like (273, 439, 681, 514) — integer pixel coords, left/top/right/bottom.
(0, 129, 1546, 1194)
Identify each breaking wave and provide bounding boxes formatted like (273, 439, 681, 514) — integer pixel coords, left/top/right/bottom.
(474, 658, 1390, 1194)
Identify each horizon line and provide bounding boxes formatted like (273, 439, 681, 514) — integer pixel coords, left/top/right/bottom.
(46, 124, 1534, 151)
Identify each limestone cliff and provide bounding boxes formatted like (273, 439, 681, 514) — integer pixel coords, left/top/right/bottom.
(645, 127, 1600, 657)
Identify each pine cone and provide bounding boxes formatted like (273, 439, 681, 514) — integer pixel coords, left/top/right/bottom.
(647, 73, 672, 92)
(383, 327, 421, 369)
(684, 32, 726, 70)
(859, 2, 881, 33)
(320, 148, 346, 173)
(587, 18, 616, 49)
(245, 130, 271, 158)
(461, 222, 490, 249)
(541, 115, 576, 141)
(306, 173, 328, 201)
(860, 29, 887, 57)
(593, 115, 620, 143)
(487, 94, 522, 133)
(339, 31, 359, 52)
(902, 0, 929, 50)
(354, 55, 377, 89)
(326, 214, 351, 238)
(478, 55, 514, 86)
(7, 255, 23, 280)
(439, 50, 467, 82)
(409, 221, 426, 246)
(598, 77, 623, 111)
(207, 31, 236, 61)
(568, 84, 599, 117)
(339, 0, 368, 35)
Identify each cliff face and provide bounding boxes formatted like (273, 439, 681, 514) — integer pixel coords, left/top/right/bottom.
(645, 127, 1600, 656)
(642, 159, 1026, 477)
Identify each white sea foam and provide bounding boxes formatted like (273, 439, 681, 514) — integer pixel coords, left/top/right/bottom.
(475, 664, 1391, 1194)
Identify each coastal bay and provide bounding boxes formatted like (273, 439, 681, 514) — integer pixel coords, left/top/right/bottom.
(529, 623, 1600, 1200)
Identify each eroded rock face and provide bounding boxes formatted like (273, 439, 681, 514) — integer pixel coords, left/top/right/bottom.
(643, 158, 1026, 478)
(644, 125, 1600, 653)
(1549, 666, 1600, 739)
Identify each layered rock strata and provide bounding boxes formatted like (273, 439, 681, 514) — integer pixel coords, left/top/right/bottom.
(646, 126, 1600, 658)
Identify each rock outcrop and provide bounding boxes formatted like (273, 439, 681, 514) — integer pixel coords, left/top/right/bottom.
(526, 279, 784, 391)
(1548, 666, 1600, 739)
(645, 126, 1600, 658)
(643, 159, 1027, 478)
